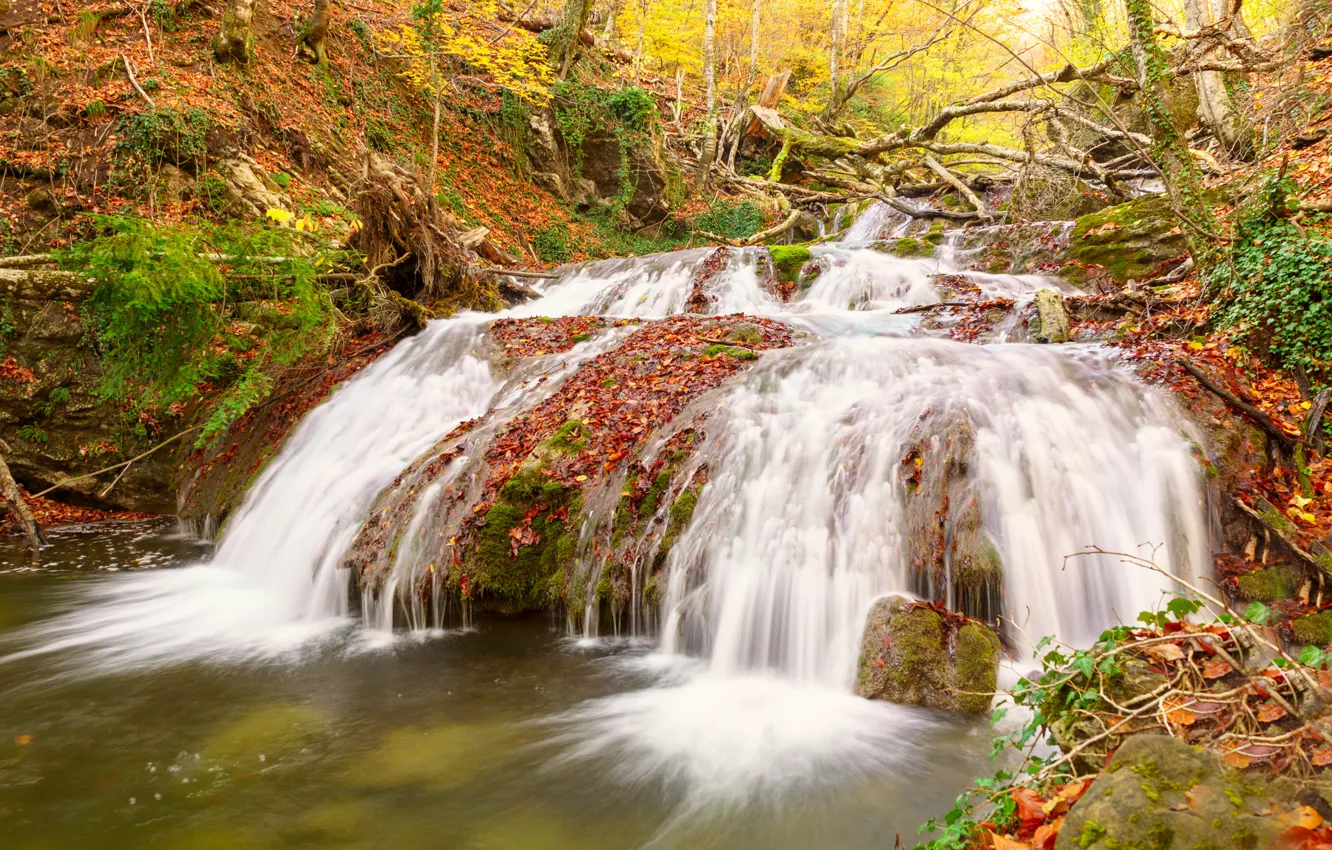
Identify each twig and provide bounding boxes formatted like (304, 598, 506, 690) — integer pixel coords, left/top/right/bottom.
(894, 301, 968, 314)
(122, 54, 156, 109)
(30, 426, 202, 500)
(135, 2, 154, 65)
(475, 267, 560, 280)
(921, 153, 992, 221)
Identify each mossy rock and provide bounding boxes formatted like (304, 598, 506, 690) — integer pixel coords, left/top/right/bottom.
(768, 245, 812, 284)
(1033, 288, 1070, 344)
(1292, 611, 1332, 647)
(891, 236, 935, 259)
(1066, 195, 1189, 283)
(1053, 735, 1282, 850)
(855, 595, 998, 714)
(1236, 565, 1300, 602)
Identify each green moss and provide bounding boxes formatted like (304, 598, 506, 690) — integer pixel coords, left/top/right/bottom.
(881, 605, 949, 700)
(954, 623, 999, 713)
(546, 420, 588, 454)
(924, 223, 946, 245)
(600, 377, 617, 388)
(655, 484, 700, 567)
(1236, 566, 1299, 602)
(640, 471, 672, 518)
(768, 245, 812, 284)
(1067, 195, 1191, 282)
(893, 237, 935, 259)
(1292, 611, 1332, 646)
(1078, 820, 1108, 848)
(468, 468, 578, 610)
(702, 344, 757, 360)
(727, 324, 764, 345)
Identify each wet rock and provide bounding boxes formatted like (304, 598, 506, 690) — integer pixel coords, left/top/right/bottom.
(1033, 288, 1070, 344)
(1054, 734, 1283, 850)
(855, 595, 998, 714)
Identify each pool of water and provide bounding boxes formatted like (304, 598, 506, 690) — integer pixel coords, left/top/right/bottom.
(0, 524, 1002, 849)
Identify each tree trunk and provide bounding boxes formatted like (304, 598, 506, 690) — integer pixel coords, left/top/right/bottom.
(828, 0, 844, 111)
(299, 0, 331, 67)
(550, 0, 593, 80)
(430, 66, 441, 194)
(633, 0, 647, 83)
(602, 0, 620, 40)
(695, 0, 718, 188)
(1124, 0, 1213, 258)
(0, 442, 45, 555)
(213, 0, 255, 64)
(1185, 0, 1254, 160)
(748, 0, 760, 80)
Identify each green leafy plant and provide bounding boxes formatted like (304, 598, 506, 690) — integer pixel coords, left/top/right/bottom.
(59, 216, 342, 443)
(691, 200, 763, 241)
(17, 424, 48, 445)
(532, 222, 574, 264)
(117, 108, 213, 170)
(271, 172, 293, 189)
(1211, 174, 1332, 384)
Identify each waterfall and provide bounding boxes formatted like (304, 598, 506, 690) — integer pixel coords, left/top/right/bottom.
(5, 221, 1211, 684)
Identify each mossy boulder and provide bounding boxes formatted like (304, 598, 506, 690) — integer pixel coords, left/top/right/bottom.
(1066, 196, 1188, 283)
(1292, 611, 1332, 647)
(1054, 735, 1283, 850)
(1033, 288, 1070, 344)
(768, 245, 813, 284)
(855, 595, 999, 714)
(1237, 564, 1301, 602)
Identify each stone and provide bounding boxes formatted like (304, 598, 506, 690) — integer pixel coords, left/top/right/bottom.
(212, 153, 293, 220)
(855, 595, 999, 714)
(1033, 288, 1070, 344)
(1054, 734, 1283, 850)
(1066, 195, 1190, 283)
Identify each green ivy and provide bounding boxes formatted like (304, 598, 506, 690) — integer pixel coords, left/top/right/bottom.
(532, 222, 574, 263)
(116, 107, 213, 169)
(1211, 175, 1332, 382)
(551, 82, 657, 210)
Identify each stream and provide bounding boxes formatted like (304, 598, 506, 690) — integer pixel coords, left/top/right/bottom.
(0, 205, 1212, 848)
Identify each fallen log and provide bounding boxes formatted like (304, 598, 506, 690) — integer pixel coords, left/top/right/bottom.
(0, 439, 45, 553)
(1176, 358, 1297, 453)
(0, 268, 96, 300)
(894, 301, 969, 314)
(1234, 497, 1332, 578)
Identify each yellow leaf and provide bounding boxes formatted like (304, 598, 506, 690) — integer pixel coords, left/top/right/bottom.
(1301, 401, 1313, 410)
(1302, 512, 1317, 524)
(1187, 341, 1204, 350)
(266, 208, 294, 224)
(575, 475, 588, 482)
(1292, 495, 1313, 508)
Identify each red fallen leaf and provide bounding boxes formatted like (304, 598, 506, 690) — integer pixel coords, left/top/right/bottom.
(1222, 750, 1252, 769)
(990, 831, 1031, 850)
(1312, 746, 1332, 766)
(1202, 658, 1232, 679)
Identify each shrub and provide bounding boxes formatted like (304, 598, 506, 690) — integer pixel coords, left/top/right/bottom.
(691, 200, 763, 241)
(1210, 174, 1332, 384)
(532, 222, 574, 263)
(59, 216, 341, 443)
(117, 108, 212, 169)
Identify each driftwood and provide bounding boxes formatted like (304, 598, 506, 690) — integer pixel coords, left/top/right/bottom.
(1306, 388, 1331, 454)
(894, 301, 968, 314)
(0, 439, 45, 553)
(1176, 358, 1297, 453)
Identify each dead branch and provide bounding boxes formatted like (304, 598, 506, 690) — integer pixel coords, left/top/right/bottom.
(921, 154, 992, 220)
(0, 439, 45, 553)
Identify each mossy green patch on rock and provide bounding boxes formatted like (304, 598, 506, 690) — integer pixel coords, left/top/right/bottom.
(892, 236, 935, 259)
(855, 595, 998, 714)
(1052, 735, 1281, 850)
(655, 482, 700, 568)
(702, 343, 757, 360)
(1067, 195, 1190, 283)
(1236, 565, 1300, 602)
(1033, 288, 1070, 344)
(768, 245, 812, 284)
(1292, 611, 1332, 646)
(467, 467, 578, 611)
(545, 419, 588, 454)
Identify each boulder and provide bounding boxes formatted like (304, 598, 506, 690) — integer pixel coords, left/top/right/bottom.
(212, 154, 293, 220)
(1054, 735, 1285, 850)
(1065, 195, 1189, 283)
(1033, 288, 1070, 344)
(855, 595, 999, 714)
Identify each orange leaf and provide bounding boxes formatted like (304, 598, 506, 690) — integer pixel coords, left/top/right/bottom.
(1278, 805, 1325, 832)
(1032, 817, 1063, 850)
(1222, 750, 1252, 769)
(1164, 695, 1198, 726)
(1146, 642, 1186, 663)
(1312, 746, 1332, 767)
(13, 735, 32, 746)
(990, 832, 1032, 850)
(1202, 658, 1232, 679)
(1257, 701, 1288, 723)
(1011, 787, 1047, 826)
